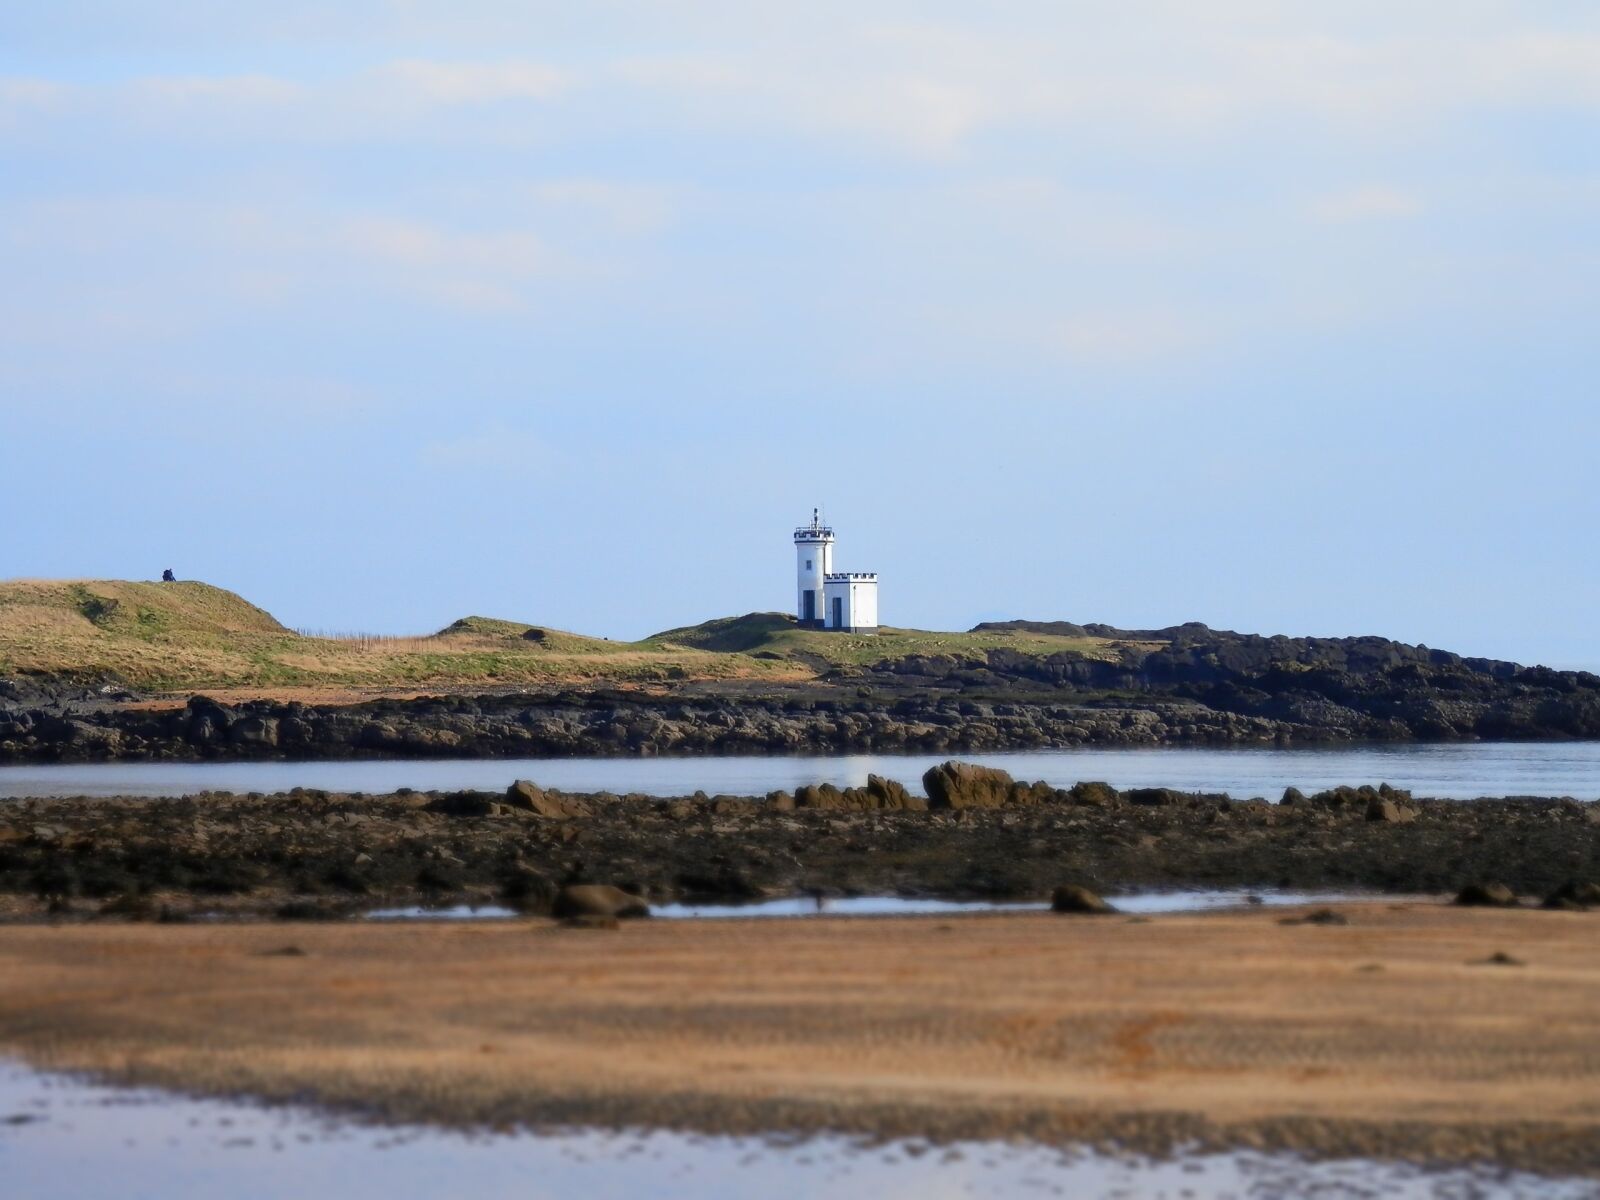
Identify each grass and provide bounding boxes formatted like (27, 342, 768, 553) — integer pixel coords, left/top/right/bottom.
(643, 612, 1142, 668)
(0, 580, 1147, 695)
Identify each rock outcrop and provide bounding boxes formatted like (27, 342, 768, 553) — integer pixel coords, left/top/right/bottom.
(551, 884, 650, 919)
(0, 782, 1595, 920)
(922, 762, 1017, 810)
(1050, 885, 1115, 914)
(1455, 882, 1519, 908)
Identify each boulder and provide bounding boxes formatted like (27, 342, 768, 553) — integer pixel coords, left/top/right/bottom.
(425, 791, 501, 818)
(866, 774, 925, 811)
(1280, 787, 1307, 806)
(551, 883, 650, 919)
(1069, 781, 1119, 808)
(505, 780, 590, 819)
(1454, 882, 1519, 908)
(1007, 780, 1056, 806)
(1050, 884, 1116, 915)
(796, 783, 846, 810)
(922, 761, 1016, 810)
(1124, 788, 1183, 807)
(1365, 798, 1417, 824)
(500, 865, 558, 914)
(228, 716, 279, 748)
(1542, 881, 1600, 911)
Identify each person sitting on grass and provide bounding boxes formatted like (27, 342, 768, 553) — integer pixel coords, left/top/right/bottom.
(161, 569, 176, 583)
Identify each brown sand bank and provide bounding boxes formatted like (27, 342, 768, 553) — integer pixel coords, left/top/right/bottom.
(1, 904, 1597, 1174)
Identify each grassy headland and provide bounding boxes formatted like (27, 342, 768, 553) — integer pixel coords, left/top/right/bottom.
(0, 579, 1131, 696)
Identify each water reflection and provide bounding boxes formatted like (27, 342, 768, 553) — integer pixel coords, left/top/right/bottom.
(0, 1062, 1585, 1200)
(364, 890, 1382, 923)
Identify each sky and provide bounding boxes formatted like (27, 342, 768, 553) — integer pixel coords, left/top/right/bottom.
(2, 2, 1598, 668)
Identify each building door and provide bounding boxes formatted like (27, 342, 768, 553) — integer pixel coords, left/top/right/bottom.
(832, 596, 844, 630)
(802, 591, 815, 622)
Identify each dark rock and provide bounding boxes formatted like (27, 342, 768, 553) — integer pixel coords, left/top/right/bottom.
(551, 883, 649, 919)
(1050, 884, 1115, 914)
(1366, 798, 1418, 824)
(1542, 881, 1600, 911)
(1455, 882, 1519, 908)
(426, 791, 501, 818)
(273, 900, 353, 921)
(500, 865, 558, 914)
(1125, 788, 1183, 807)
(1471, 951, 1524, 967)
(1069, 781, 1119, 807)
(228, 716, 279, 748)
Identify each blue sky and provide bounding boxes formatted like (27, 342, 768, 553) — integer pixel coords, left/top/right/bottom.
(3, 3, 1598, 667)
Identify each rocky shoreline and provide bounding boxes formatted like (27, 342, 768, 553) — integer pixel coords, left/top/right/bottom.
(3, 762, 1597, 920)
(0, 685, 1310, 764)
(7, 618, 1600, 763)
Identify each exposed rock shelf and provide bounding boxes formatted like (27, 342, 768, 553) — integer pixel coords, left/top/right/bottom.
(3, 764, 1596, 920)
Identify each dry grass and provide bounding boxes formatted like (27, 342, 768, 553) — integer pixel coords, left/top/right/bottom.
(0, 904, 1597, 1171)
(0, 579, 1143, 696)
(0, 580, 794, 693)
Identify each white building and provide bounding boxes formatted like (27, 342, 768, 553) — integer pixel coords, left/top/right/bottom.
(794, 510, 879, 633)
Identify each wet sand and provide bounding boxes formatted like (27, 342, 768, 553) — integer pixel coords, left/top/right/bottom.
(1, 904, 1597, 1175)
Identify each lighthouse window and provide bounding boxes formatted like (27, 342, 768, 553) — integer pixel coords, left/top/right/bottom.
(806, 559, 812, 570)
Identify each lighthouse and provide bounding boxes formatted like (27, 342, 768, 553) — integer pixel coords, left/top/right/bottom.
(793, 508, 834, 627)
(794, 509, 879, 633)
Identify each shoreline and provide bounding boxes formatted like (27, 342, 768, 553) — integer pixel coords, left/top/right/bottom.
(2, 905, 1598, 1176)
(9, 649, 1600, 764)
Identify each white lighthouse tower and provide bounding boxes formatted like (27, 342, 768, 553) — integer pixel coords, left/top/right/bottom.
(794, 508, 834, 627)
(793, 508, 879, 633)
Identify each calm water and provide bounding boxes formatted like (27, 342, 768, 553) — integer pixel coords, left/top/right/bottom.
(366, 889, 1378, 922)
(0, 1062, 1587, 1200)
(3, 742, 1599, 800)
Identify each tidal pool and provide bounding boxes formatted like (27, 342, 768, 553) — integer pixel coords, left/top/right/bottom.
(0, 1062, 1587, 1200)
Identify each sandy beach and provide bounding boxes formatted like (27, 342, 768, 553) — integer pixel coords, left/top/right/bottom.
(1, 902, 1597, 1175)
